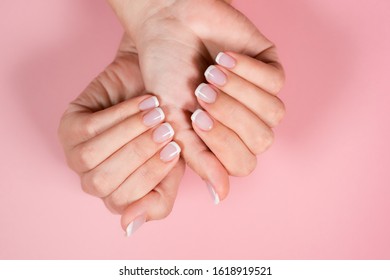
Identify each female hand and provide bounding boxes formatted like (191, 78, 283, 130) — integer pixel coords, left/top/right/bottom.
(107, 0, 285, 201)
(58, 37, 185, 236)
(191, 52, 285, 193)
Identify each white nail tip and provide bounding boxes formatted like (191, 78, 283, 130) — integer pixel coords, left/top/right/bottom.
(204, 65, 216, 78)
(152, 96, 160, 107)
(195, 83, 207, 98)
(206, 182, 220, 205)
(215, 52, 224, 64)
(155, 107, 165, 120)
(125, 215, 146, 237)
(191, 109, 203, 122)
(162, 123, 175, 137)
(169, 141, 181, 155)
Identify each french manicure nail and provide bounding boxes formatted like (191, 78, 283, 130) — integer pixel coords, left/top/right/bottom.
(153, 123, 174, 143)
(139, 96, 159, 111)
(215, 52, 236, 69)
(205, 181, 220, 205)
(125, 214, 146, 237)
(143, 107, 165, 126)
(195, 83, 217, 103)
(160, 141, 181, 162)
(191, 109, 213, 131)
(204, 65, 227, 86)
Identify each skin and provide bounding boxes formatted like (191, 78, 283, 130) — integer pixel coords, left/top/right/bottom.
(58, 0, 285, 233)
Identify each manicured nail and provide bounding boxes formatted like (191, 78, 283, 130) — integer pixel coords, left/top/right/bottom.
(205, 181, 220, 205)
(195, 83, 217, 103)
(139, 96, 159, 111)
(160, 141, 181, 162)
(143, 107, 165, 126)
(204, 65, 227, 86)
(191, 109, 213, 131)
(215, 52, 236, 69)
(153, 123, 174, 143)
(125, 214, 146, 237)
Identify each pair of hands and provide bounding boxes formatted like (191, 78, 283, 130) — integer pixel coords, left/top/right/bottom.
(58, 0, 285, 236)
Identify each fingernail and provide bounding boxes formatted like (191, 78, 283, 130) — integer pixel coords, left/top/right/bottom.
(205, 181, 220, 205)
(195, 83, 217, 103)
(160, 141, 181, 162)
(139, 96, 159, 111)
(215, 52, 236, 69)
(143, 107, 165, 126)
(204, 65, 227, 86)
(125, 214, 146, 237)
(191, 109, 213, 131)
(153, 123, 174, 143)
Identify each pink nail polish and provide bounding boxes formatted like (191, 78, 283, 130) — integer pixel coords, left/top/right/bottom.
(191, 109, 213, 131)
(215, 52, 236, 69)
(143, 107, 165, 126)
(195, 83, 217, 103)
(160, 141, 181, 162)
(139, 96, 159, 111)
(153, 123, 174, 143)
(204, 65, 227, 86)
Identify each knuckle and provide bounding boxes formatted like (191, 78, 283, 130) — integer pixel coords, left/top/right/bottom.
(269, 100, 286, 127)
(104, 192, 125, 214)
(270, 70, 286, 94)
(78, 116, 98, 140)
(81, 170, 110, 197)
(229, 154, 257, 177)
(252, 127, 274, 155)
(76, 143, 96, 171)
(243, 155, 258, 176)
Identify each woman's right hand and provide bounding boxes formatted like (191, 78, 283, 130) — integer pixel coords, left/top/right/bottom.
(107, 0, 285, 202)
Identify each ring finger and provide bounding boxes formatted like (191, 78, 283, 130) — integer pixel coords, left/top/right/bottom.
(81, 122, 175, 197)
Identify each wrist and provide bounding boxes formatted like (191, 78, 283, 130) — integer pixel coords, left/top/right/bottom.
(107, 0, 232, 41)
(107, 0, 175, 40)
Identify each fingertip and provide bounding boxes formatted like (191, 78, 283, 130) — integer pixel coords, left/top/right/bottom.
(138, 95, 160, 111)
(120, 205, 148, 232)
(124, 214, 146, 237)
(198, 151, 230, 204)
(215, 51, 237, 69)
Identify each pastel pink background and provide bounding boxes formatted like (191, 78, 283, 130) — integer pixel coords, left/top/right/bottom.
(1, 0, 389, 259)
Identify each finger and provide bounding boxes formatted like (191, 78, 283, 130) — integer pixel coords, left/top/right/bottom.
(204, 64, 285, 127)
(60, 95, 159, 149)
(164, 106, 230, 204)
(215, 51, 285, 95)
(195, 83, 274, 155)
(69, 106, 165, 172)
(81, 122, 175, 197)
(59, 49, 144, 148)
(103, 141, 181, 214)
(120, 158, 185, 237)
(191, 109, 257, 177)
